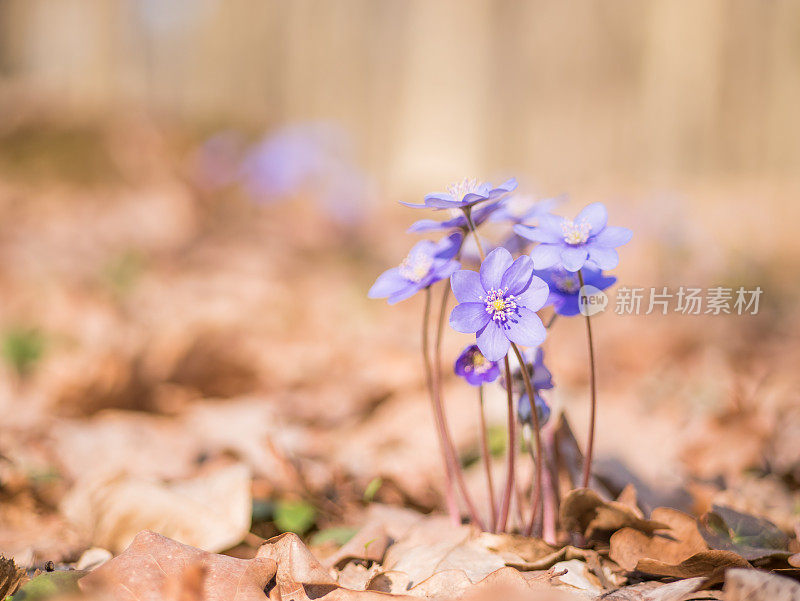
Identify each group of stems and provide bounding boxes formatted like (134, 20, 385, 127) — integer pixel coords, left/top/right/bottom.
(421, 204, 598, 535)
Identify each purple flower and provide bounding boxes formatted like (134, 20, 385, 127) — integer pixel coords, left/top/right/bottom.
(503, 347, 553, 394)
(449, 247, 548, 361)
(368, 233, 462, 304)
(517, 392, 551, 428)
(402, 177, 517, 211)
(536, 266, 617, 317)
(514, 202, 632, 272)
(454, 344, 500, 386)
(407, 200, 504, 234)
(489, 194, 564, 226)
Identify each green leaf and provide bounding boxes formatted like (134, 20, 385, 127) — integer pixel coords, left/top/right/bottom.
(363, 477, 382, 502)
(274, 500, 317, 535)
(310, 527, 358, 547)
(11, 571, 84, 601)
(1, 327, 45, 378)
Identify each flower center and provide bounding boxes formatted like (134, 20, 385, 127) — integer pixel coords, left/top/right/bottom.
(561, 218, 591, 245)
(447, 177, 480, 201)
(399, 252, 433, 283)
(482, 288, 518, 322)
(468, 350, 492, 374)
(553, 271, 580, 294)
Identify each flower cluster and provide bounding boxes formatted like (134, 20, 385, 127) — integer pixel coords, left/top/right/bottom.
(368, 176, 631, 535)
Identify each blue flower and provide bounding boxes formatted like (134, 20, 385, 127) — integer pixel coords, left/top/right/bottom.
(502, 347, 553, 394)
(535, 266, 617, 317)
(517, 392, 551, 428)
(368, 233, 462, 304)
(403, 177, 517, 211)
(454, 344, 500, 386)
(449, 247, 548, 361)
(407, 200, 504, 234)
(489, 194, 564, 226)
(514, 202, 632, 272)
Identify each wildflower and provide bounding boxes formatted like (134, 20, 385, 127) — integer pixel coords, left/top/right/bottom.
(536, 266, 617, 317)
(403, 178, 517, 211)
(368, 233, 462, 304)
(489, 194, 564, 226)
(502, 347, 554, 394)
(517, 392, 552, 428)
(514, 202, 632, 272)
(454, 344, 500, 386)
(449, 247, 548, 361)
(407, 200, 504, 233)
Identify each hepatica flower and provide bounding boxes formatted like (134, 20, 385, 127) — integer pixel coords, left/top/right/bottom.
(536, 266, 617, 317)
(504, 347, 554, 394)
(449, 248, 548, 361)
(517, 393, 551, 428)
(369, 233, 462, 304)
(454, 344, 500, 386)
(403, 177, 517, 211)
(408, 200, 503, 234)
(514, 202, 632, 272)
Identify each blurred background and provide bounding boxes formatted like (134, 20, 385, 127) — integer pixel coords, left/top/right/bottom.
(0, 0, 798, 565)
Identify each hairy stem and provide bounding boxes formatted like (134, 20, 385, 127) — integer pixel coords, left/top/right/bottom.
(577, 270, 597, 489)
(432, 282, 486, 529)
(462, 207, 486, 261)
(422, 287, 461, 525)
(496, 356, 516, 532)
(478, 385, 497, 532)
(511, 343, 543, 537)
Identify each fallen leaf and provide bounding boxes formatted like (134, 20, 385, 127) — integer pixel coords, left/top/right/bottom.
(635, 549, 749, 579)
(10, 570, 85, 601)
(61, 463, 252, 553)
(550, 559, 603, 595)
(724, 567, 800, 601)
(601, 577, 710, 601)
(79, 530, 277, 601)
(699, 504, 792, 562)
(324, 522, 390, 569)
(790, 553, 800, 568)
(560, 488, 669, 540)
(0, 556, 27, 598)
(609, 508, 708, 571)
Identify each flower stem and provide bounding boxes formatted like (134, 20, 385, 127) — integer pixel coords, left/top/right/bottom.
(421, 287, 461, 526)
(478, 385, 497, 532)
(432, 282, 486, 529)
(577, 270, 597, 489)
(510, 343, 543, 537)
(462, 207, 486, 261)
(496, 356, 516, 532)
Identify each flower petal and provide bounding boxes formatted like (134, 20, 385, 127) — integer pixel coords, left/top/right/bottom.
(407, 219, 446, 233)
(387, 282, 422, 304)
(593, 226, 632, 248)
(576, 202, 608, 234)
(530, 244, 561, 269)
(587, 246, 619, 270)
(513, 224, 562, 244)
(501, 255, 534, 295)
(450, 302, 491, 333)
(434, 232, 464, 259)
(423, 193, 459, 209)
(451, 270, 484, 303)
(425, 259, 460, 287)
(488, 177, 518, 197)
(476, 322, 510, 361)
(560, 247, 589, 272)
(399, 201, 428, 209)
(505, 307, 546, 347)
(479, 247, 514, 290)
(515, 275, 550, 311)
(368, 268, 407, 299)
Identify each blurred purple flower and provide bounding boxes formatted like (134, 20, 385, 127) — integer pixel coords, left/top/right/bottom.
(402, 177, 517, 211)
(407, 200, 504, 234)
(514, 202, 632, 272)
(502, 347, 553, 394)
(449, 247, 548, 361)
(535, 266, 616, 317)
(492, 194, 566, 254)
(517, 392, 551, 428)
(368, 233, 462, 305)
(454, 344, 500, 386)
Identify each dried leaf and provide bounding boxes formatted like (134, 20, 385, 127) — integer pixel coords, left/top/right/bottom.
(610, 508, 708, 571)
(324, 522, 390, 569)
(698, 504, 792, 562)
(560, 488, 669, 540)
(79, 530, 277, 601)
(0, 556, 27, 598)
(635, 549, 749, 579)
(789, 553, 800, 568)
(724, 567, 800, 601)
(61, 463, 252, 553)
(601, 577, 710, 601)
